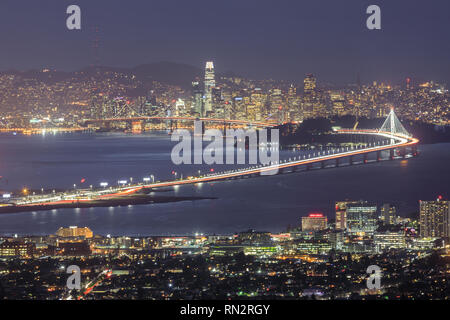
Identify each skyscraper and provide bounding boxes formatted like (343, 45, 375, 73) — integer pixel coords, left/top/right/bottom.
(192, 81, 203, 116)
(204, 61, 215, 114)
(420, 197, 449, 238)
(335, 201, 358, 230)
(303, 74, 316, 94)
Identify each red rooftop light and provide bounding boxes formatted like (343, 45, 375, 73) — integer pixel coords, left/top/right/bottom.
(308, 213, 324, 218)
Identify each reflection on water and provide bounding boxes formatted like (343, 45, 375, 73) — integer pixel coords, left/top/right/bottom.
(0, 132, 448, 236)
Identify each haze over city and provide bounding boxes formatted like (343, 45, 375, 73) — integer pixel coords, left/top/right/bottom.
(0, 0, 448, 307)
(0, 0, 449, 84)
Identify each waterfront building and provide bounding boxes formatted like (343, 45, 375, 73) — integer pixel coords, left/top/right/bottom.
(56, 226, 93, 239)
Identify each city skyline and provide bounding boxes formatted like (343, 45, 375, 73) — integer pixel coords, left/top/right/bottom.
(0, 0, 448, 304)
(0, 0, 449, 84)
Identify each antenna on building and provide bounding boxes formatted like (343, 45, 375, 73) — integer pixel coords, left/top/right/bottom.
(91, 26, 100, 68)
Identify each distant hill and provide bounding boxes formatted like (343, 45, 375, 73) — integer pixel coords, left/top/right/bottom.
(0, 62, 205, 89)
(131, 62, 203, 88)
(1, 69, 73, 84)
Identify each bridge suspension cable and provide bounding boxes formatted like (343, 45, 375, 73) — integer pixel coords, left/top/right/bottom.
(379, 108, 410, 137)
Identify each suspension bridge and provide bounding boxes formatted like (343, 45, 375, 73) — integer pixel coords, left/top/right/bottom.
(9, 109, 419, 209)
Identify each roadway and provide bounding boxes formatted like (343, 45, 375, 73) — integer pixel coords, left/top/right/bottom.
(12, 129, 419, 207)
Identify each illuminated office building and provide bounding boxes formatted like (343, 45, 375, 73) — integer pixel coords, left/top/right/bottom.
(346, 201, 377, 235)
(243, 245, 278, 257)
(380, 203, 397, 225)
(56, 226, 94, 239)
(335, 201, 358, 230)
(204, 61, 215, 114)
(237, 230, 272, 245)
(296, 240, 332, 254)
(192, 81, 203, 116)
(303, 74, 316, 94)
(302, 213, 328, 231)
(0, 241, 35, 258)
(330, 91, 346, 116)
(374, 232, 406, 252)
(420, 197, 449, 238)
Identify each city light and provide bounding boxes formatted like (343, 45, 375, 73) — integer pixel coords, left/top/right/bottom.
(0, 3, 447, 305)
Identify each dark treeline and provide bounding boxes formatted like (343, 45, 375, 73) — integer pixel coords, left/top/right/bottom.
(276, 116, 450, 145)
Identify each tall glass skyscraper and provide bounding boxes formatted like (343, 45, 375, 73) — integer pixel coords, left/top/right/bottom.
(204, 61, 215, 114)
(303, 73, 316, 94)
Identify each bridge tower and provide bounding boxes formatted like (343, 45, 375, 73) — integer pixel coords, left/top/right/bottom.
(379, 108, 410, 137)
(379, 108, 414, 158)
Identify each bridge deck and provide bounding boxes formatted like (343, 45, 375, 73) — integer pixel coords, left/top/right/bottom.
(13, 129, 419, 207)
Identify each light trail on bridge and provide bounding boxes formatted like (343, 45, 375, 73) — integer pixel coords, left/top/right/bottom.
(12, 129, 419, 208)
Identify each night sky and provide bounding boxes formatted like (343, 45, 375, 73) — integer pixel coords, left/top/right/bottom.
(0, 0, 449, 84)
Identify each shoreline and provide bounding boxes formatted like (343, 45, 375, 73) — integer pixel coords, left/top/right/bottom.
(0, 194, 216, 215)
